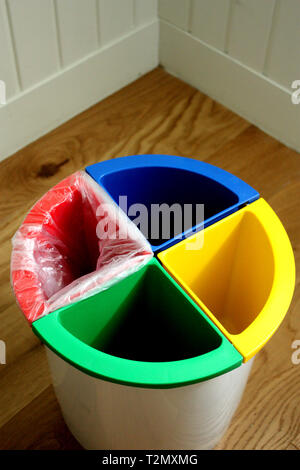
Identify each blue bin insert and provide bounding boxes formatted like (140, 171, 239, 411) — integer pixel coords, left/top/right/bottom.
(86, 155, 259, 252)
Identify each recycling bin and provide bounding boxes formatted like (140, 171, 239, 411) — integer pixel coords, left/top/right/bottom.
(11, 154, 295, 450)
(32, 258, 250, 450)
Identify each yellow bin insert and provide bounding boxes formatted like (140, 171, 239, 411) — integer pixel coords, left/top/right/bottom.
(158, 198, 295, 361)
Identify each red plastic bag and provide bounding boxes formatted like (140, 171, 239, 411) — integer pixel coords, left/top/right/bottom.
(11, 171, 153, 323)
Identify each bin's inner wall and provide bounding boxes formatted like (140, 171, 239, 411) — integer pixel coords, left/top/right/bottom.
(42, 185, 100, 293)
(59, 263, 222, 362)
(162, 210, 274, 335)
(101, 167, 239, 246)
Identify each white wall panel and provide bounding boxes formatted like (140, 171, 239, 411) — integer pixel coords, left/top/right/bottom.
(160, 19, 300, 153)
(190, 0, 231, 51)
(98, 0, 134, 46)
(227, 0, 276, 72)
(0, 0, 19, 99)
(135, 0, 157, 26)
(55, 0, 99, 67)
(2, 0, 300, 159)
(7, 0, 59, 89)
(159, 0, 190, 31)
(265, 0, 300, 88)
(0, 3, 159, 160)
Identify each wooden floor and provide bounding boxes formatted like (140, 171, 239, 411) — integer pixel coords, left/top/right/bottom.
(0, 67, 299, 450)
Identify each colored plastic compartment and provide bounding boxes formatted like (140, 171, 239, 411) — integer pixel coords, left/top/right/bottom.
(32, 259, 242, 388)
(86, 155, 259, 252)
(11, 171, 152, 323)
(158, 198, 295, 362)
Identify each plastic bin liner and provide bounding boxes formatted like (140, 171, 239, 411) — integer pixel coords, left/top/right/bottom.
(11, 171, 153, 323)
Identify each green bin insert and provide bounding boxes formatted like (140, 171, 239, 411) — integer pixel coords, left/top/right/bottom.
(33, 259, 242, 388)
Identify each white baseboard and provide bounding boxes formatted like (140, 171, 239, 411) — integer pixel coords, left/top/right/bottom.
(160, 20, 300, 153)
(0, 20, 159, 162)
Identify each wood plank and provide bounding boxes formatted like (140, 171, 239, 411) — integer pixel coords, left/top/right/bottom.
(227, 0, 276, 71)
(215, 357, 300, 449)
(207, 125, 300, 205)
(0, 385, 82, 449)
(191, 0, 231, 51)
(55, 0, 98, 67)
(285, 444, 298, 450)
(0, 345, 51, 429)
(7, 0, 59, 89)
(291, 433, 300, 450)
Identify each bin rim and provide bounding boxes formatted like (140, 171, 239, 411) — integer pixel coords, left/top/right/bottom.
(32, 259, 243, 389)
(86, 154, 259, 252)
(158, 198, 296, 362)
